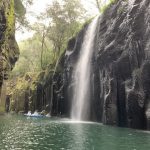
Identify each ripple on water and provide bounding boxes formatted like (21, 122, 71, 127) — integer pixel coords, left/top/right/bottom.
(0, 115, 150, 150)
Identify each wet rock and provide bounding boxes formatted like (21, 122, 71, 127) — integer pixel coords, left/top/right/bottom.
(60, 0, 150, 130)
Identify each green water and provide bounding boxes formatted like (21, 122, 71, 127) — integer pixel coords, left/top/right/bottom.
(0, 115, 150, 150)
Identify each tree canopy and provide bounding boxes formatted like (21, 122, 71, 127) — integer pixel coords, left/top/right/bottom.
(14, 0, 33, 30)
(12, 0, 87, 76)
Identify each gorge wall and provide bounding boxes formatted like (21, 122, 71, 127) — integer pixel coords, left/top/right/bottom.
(59, 0, 150, 130)
(8, 0, 150, 130)
(0, 0, 19, 112)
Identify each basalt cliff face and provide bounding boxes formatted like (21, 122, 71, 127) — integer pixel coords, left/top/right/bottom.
(59, 0, 150, 130)
(0, 0, 19, 111)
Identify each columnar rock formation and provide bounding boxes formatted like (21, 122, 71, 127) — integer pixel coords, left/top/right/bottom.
(62, 0, 150, 129)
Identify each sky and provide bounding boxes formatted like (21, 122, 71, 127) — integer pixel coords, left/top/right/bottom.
(15, 0, 104, 42)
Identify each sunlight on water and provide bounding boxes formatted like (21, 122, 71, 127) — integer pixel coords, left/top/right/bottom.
(0, 115, 150, 150)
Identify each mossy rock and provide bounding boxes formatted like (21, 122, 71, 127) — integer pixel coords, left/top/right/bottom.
(0, 0, 19, 81)
(0, 0, 19, 112)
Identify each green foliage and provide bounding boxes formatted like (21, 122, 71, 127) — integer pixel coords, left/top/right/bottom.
(95, 0, 117, 13)
(14, 0, 26, 19)
(12, 0, 88, 78)
(7, 0, 100, 112)
(101, 0, 117, 12)
(7, 0, 15, 33)
(14, 0, 33, 30)
(7, 72, 39, 112)
(0, 0, 19, 82)
(11, 33, 54, 76)
(40, 0, 86, 58)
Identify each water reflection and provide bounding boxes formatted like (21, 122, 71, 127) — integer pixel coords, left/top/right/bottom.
(69, 122, 85, 150)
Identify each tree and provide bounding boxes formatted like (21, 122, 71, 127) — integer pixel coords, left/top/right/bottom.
(11, 31, 55, 76)
(29, 0, 87, 71)
(12, 0, 88, 75)
(39, 0, 86, 59)
(14, 0, 33, 30)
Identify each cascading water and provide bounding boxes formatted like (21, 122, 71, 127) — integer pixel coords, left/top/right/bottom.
(71, 16, 99, 121)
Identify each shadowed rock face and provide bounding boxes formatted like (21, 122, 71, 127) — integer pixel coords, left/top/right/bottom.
(57, 0, 150, 130)
(0, 0, 19, 112)
(0, 0, 19, 91)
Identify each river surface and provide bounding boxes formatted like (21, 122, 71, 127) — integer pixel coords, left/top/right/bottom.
(0, 114, 150, 150)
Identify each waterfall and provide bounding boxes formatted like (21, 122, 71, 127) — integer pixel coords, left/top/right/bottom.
(71, 16, 99, 120)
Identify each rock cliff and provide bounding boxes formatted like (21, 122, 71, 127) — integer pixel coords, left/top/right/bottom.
(61, 0, 150, 129)
(0, 0, 19, 111)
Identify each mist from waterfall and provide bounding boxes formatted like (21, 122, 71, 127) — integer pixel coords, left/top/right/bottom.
(71, 16, 99, 120)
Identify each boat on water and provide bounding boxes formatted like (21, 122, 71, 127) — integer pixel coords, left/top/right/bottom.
(24, 111, 43, 117)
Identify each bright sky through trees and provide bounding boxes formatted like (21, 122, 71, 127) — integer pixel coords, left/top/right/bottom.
(15, 0, 109, 42)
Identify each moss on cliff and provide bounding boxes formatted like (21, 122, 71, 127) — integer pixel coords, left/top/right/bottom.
(7, 72, 42, 112)
(0, 0, 19, 80)
(0, 0, 19, 112)
(6, 0, 15, 36)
